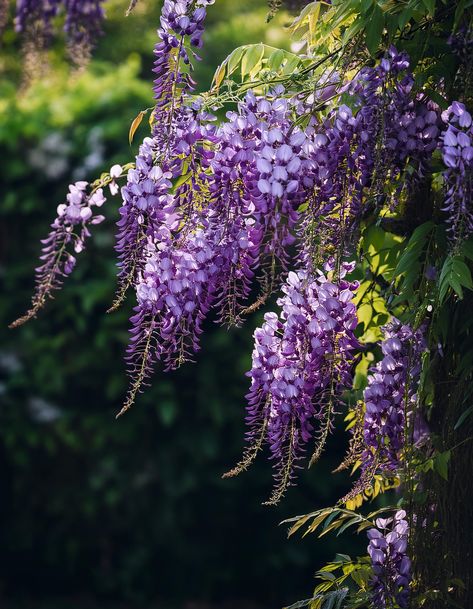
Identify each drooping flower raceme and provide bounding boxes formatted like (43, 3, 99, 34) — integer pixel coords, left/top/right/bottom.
(64, 0, 105, 63)
(362, 320, 426, 474)
(15, 0, 60, 46)
(14, 0, 105, 62)
(9, 182, 106, 328)
(208, 87, 316, 322)
(112, 136, 175, 310)
(112, 1, 215, 312)
(153, 0, 215, 130)
(225, 263, 359, 503)
(298, 47, 441, 262)
(367, 510, 411, 609)
(441, 101, 473, 241)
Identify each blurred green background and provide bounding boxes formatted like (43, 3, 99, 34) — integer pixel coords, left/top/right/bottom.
(0, 1, 360, 607)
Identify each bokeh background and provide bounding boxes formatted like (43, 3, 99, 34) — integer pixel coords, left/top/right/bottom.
(0, 1, 361, 607)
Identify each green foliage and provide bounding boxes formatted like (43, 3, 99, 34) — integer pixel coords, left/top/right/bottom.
(212, 43, 308, 90)
(284, 506, 396, 539)
(285, 588, 350, 609)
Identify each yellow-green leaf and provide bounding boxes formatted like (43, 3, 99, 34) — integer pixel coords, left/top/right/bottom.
(129, 110, 147, 145)
(213, 62, 226, 90)
(241, 43, 265, 78)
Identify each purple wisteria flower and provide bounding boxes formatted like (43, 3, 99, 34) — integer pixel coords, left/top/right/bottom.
(64, 0, 105, 63)
(15, 0, 61, 46)
(111, 136, 175, 310)
(14, 0, 105, 63)
(296, 47, 441, 262)
(362, 320, 427, 474)
(367, 510, 411, 609)
(10, 182, 106, 328)
(225, 263, 360, 503)
(209, 87, 316, 317)
(153, 0, 214, 129)
(440, 101, 473, 240)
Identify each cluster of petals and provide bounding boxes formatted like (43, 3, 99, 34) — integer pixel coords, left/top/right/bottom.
(363, 320, 426, 473)
(211, 88, 315, 272)
(153, 0, 214, 119)
(51, 180, 106, 272)
(243, 263, 359, 495)
(14, 0, 105, 59)
(134, 224, 220, 369)
(367, 510, 411, 609)
(9, 181, 106, 328)
(440, 101, 473, 239)
(64, 0, 105, 59)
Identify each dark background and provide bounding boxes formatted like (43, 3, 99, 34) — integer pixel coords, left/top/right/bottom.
(0, 1, 361, 607)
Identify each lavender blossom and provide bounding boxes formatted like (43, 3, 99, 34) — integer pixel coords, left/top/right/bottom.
(210, 87, 315, 316)
(111, 137, 175, 311)
(362, 320, 426, 474)
(367, 510, 411, 609)
(15, 0, 61, 47)
(225, 263, 359, 504)
(64, 0, 105, 64)
(117, 221, 220, 417)
(152, 1, 214, 131)
(440, 101, 473, 241)
(10, 182, 106, 328)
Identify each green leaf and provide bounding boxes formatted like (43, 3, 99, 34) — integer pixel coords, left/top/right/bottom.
(365, 4, 384, 56)
(439, 255, 473, 304)
(212, 62, 226, 89)
(461, 238, 473, 262)
(283, 54, 302, 75)
(341, 16, 364, 46)
(336, 516, 362, 536)
(398, 5, 414, 29)
(454, 405, 473, 430)
(395, 222, 434, 275)
(434, 450, 451, 481)
(241, 43, 265, 78)
(267, 48, 285, 72)
(227, 46, 246, 76)
(453, 258, 473, 289)
(454, 0, 466, 29)
(363, 225, 385, 250)
(128, 109, 147, 145)
(421, 0, 436, 17)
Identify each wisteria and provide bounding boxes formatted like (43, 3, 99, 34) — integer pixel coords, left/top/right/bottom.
(441, 101, 473, 240)
(153, 0, 214, 127)
(367, 510, 411, 609)
(14, 0, 61, 47)
(9, 182, 106, 329)
(64, 0, 105, 63)
(362, 320, 426, 475)
(13, 0, 105, 63)
(8, 0, 473, 605)
(225, 264, 359, 503)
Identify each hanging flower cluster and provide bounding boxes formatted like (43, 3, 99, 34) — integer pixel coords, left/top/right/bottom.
(14, 0, 105, 62)
(225, 264, 360, 503)
(367, 510, 411, 609)
(298, 47, 441, 261)
(362, 320, 427, 475)
(14, 0, 61, 46)
(11, 0, 473, 605)
(10, 182, 106, 328)
(441, 101, 473, 240)
(64, 0, 105, 63)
